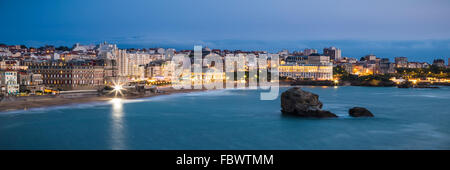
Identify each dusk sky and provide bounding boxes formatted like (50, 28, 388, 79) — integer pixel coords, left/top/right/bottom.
(1, 0, 449, 61)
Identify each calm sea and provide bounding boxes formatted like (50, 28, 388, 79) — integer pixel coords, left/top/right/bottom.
(0, 86, 449, 150)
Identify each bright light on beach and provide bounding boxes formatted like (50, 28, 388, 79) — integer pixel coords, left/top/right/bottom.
(114, 85, 123, 91)
(108, 80, 127, 97)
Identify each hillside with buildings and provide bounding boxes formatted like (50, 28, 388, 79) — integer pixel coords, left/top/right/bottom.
(0, 43, 448, 99)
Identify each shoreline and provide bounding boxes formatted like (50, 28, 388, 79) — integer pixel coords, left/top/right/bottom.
(0, 87, 207, 113)
(0, 82, 445, 113)
(0, 81, 292, 113)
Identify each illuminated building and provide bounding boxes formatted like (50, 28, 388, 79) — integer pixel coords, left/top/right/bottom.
(279, 63, 333, 80)
(279, 53, 333, 80)
(27, 61, 104, 90)
(407, 62, 429, 69)
(0, 60, 28, 70)
(18, 71, 44, 94)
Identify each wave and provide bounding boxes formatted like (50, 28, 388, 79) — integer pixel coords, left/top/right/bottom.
(0, 101, 111, 115)
(394, 94, 449, 99)
(183, 89, 240, 97)
(0, 89, 244, 115)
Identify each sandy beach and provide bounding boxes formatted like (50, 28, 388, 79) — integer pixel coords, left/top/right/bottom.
(0, 81, 294, 113)
(0, 87, 207, 113)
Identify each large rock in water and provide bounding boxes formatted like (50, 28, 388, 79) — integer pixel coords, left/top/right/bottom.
(281, 87, 337, 118)
(348, 107, 374, 117)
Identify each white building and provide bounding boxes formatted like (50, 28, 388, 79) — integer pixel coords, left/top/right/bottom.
(72, 43, 96, 52)
(279, 63, 333, 80)
(0, 71, 20, 95)
(114, 49, 155, 79)
(156, 48, 165, 54)
(165, 48, 176, 60)
(279, 54, 333, 80)
(97, 42, 118, 59)
(0, 47, 12, 57)
(117, 49, 128, 77)
(52, 53, 60, 60)
(127, 52, 152, 79)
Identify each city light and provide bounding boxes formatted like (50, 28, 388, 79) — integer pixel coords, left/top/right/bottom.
(114, 85, 123, 91)
(108, 80, 126, 97)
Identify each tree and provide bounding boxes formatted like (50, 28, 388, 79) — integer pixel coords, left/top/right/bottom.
(333, 65, 349, 75)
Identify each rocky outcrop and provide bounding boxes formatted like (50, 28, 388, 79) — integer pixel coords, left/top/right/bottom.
(281, 87, 337, 118)
(348, 107, 374, 117)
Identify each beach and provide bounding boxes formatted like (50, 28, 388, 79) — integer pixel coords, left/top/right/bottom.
(0, 87, 207, 113)
(0, 80, 295, 113)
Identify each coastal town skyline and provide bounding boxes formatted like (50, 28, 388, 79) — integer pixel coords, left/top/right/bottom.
(0, 40, 448, 98)
(1, 41, 449, 63)
(2, 0, 450, 61)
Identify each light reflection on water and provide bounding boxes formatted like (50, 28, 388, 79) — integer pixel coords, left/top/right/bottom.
(110, 98, 125, 150)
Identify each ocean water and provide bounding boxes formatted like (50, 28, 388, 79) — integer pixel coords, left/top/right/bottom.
(0, 86, 449, 150)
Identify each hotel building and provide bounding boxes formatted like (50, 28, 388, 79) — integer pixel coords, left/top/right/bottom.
(18, 71, 44, 94)
(27, 61, 104, 90)
(279, 64, 333, 80)
(279, 55, 333, 80)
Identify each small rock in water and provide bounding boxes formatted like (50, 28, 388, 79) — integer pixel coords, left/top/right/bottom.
(281, 87, 337, 118)
(348, 107, 374, 117)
